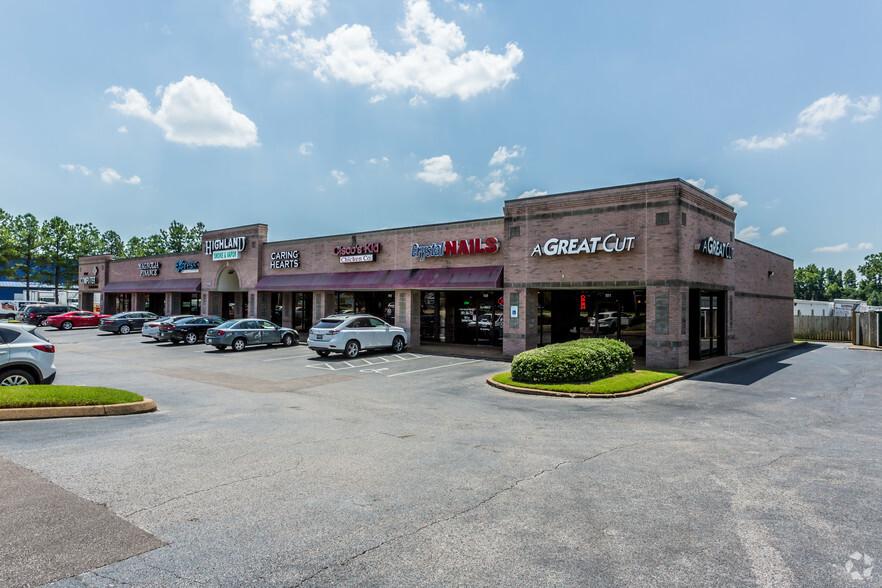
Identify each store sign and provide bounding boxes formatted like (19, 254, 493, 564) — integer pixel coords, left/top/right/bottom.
(334, 243, 380, 263)
(80, 276, 96, 285)
(204, 236, 247, 256)
(138, 261, 161, 276)
(270, 250, 300, 269)
(699, 237, 733, 259)
(176, 260, 200, 273)
(213, 250, 240, 261)
(412, 237, 500, 261)
(530, 234, 636, 256)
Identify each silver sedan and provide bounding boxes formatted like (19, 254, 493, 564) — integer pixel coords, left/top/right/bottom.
(205, 319, 300, 352)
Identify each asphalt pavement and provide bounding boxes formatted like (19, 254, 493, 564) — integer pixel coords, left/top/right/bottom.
(1, 329, 881, 587)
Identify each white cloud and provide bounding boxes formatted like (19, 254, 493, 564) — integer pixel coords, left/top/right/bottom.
(445, 0, 484, 14)
(489, 145, 523, 166)
(331, 169, 347, 184)
(60, 164, 92, 176)
(264, 0, 523, 101)
(367, 156, 389, 165)
(517, 188, 548, 199)
(100, 168, 141, 185)
(723, 193, 748, 210)
(299, 141, 313, 155)
(736, 226, 760, 241)
(811, 242, 873, 253)
(734, 93, 880, 151)
(409, 94, 427, 106)
(117, 126, 128, 133)
(250, 0, 327, 30)
(416, 154, 459, 186)
(474, 180, 506, 202)
(770, 226, 788, 237)
(685, 178, 719, 197)
(107, 76, 259, 147)
(370, 94, 387, 104)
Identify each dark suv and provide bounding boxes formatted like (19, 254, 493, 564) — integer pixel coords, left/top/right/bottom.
(22, 305, 79, 326)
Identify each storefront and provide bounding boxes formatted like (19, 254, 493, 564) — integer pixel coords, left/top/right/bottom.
(79, 179, 793, 369)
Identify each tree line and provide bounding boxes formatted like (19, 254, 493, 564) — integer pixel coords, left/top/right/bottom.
(0, 209, 204, 299)
(794, 253, 882, 306)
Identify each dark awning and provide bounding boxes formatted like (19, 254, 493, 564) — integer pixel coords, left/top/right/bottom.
(256, 266, 503, 291)
(103, 279, 202, 293)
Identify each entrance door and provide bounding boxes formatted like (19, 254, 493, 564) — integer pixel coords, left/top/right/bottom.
(690, 290, 725, 359)
(221, 292, 236, 320)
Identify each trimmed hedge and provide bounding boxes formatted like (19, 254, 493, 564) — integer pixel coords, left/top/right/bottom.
(510, 338, 635, 384)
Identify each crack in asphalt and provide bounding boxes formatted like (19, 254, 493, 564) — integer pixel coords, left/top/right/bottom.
(293, 441, 641, 586)
(124, 460, 303, 518)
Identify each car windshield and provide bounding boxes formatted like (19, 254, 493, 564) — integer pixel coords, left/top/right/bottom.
(217, 321, 238, 329)
(109, 313, 127, 319)
(314, 319, 344, 329)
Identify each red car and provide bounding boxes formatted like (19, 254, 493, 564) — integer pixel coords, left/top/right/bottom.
(46, 311, 111, 330)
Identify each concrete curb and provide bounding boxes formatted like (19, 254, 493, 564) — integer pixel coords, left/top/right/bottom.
(486, 342, 810, 399)
(0, 399, 156, 421)
(486, 375, 685, 399)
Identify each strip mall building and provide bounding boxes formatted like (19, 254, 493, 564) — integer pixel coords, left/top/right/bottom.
(78, 179, 794, 369)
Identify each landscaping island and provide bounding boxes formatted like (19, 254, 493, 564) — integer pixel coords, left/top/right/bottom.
(489, 339, 681, 398)
(0, 385, 156, 420)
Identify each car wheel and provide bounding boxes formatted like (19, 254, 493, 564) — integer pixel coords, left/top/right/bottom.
(1, 369, 35, 386)
(119, 324, 131, 335)
(316, 350, 330, 357)
(39, 318, 49, 327)
(214, 345, 227, 351)
(344, 340, 360, 359)
(61, 321, 73, 330)
(391, 336, 405, 353)
(282, 334, 294, 347)
(232, 338, 247, 352)
(185, 332, 198, 345)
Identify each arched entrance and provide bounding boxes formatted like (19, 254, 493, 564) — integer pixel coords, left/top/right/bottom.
(217, 268, 244, 319)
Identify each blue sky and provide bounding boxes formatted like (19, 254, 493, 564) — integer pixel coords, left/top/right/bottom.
(2, 0, 879, 271)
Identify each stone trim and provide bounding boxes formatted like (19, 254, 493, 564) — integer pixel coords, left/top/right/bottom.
(734, 292, 793, 301)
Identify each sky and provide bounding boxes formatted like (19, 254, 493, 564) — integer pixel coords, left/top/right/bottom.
(1, 0, 880, 272)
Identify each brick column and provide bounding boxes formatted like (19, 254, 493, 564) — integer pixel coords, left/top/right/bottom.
(502, 287, 529, 357)
(394, 289, 421, 349)
(313, 291, 336, 324)
(645, 285, 689, 369)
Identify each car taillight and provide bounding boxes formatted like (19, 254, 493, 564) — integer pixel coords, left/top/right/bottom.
(33, 344, 55, 353)
(29, 313, 36, 318)
(216, 330, 226, 336)
(327, 329, 341, 335)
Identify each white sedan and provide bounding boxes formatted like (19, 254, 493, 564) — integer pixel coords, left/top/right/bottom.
(307, 314, 407, 358)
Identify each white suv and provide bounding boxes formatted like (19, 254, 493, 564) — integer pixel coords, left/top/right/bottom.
(308, 314, 407, 358)
(0, 323, 57, 385)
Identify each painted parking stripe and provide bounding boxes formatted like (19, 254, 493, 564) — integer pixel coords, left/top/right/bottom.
(386, 359, 481, 377)
(305, 353, 425, 371)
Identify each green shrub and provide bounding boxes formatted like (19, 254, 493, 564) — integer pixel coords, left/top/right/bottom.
(510, 338, 635, 384)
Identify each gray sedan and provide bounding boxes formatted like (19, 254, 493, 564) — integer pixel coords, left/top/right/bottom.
(205, 319, 300, 352)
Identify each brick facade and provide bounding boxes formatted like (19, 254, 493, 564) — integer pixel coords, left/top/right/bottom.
(80, 179, 793, 369)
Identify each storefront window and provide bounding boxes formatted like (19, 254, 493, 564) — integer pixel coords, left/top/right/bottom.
(420, 290, 501, 346)
(182, 294, 201, 315)
(538, 290, 645, 356)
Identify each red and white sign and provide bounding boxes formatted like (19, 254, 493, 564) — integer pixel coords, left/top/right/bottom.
(340, 254, 375, 264)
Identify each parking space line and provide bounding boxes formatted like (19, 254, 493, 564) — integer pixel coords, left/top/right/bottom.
(305, 353, 426, 372)
(386, 359, 481, 377)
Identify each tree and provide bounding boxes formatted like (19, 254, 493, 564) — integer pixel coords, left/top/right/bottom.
(73, 222, 103, 258)
(9, 214, 42, 299)
(125, 236, 149, 258)
(101, 230, 126, 257)
(794, 264, 825, 300)
(166, 220, 189, 253)
(0, 208, 13, 275)
(844, 269, 858, 292)
(36, 217, 77, 302)
(187, 222, 205, 252)
(858, 253, 882, 289)
(144, 232, 168, 256)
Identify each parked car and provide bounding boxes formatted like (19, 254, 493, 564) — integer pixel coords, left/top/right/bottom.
(98, 312, 159, 334)
(0, 323, 56, 385)
(205, 319, 299, 351)
(307, 314, 407, 358)
(14, 301, 49, 322)
(21, 304, 79, 326)
(46, 310, 111, 330)
(141, 315, 194, 341)
(161, 315, 224, 345)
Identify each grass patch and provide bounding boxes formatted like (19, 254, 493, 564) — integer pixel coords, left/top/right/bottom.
(0, 385, 143, 409)
(492, 370, 681, 395)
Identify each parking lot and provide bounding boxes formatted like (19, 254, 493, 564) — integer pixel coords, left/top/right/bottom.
(2, 329, 882, 587)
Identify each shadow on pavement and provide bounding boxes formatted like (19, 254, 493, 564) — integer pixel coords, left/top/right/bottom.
(693, 343, 824, 386)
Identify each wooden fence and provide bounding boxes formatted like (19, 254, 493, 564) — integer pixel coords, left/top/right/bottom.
(855, 312, 881, 347)
(793, 315, 853, 341)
